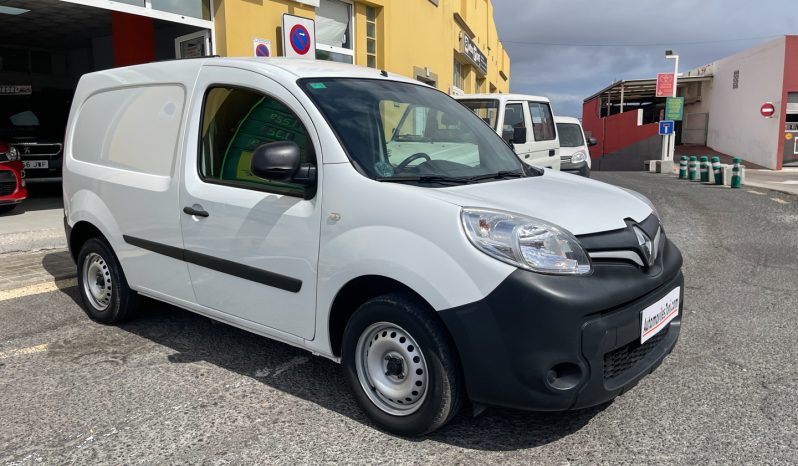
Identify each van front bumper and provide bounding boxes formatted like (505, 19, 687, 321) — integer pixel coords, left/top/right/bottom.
(561, 161, 590, 177)
(439, 238, 683, 411)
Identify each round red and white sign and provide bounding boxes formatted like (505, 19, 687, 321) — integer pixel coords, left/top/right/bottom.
(760, 102, 775, 118)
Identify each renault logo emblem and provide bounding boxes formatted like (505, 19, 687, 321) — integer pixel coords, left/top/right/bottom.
(633, 226, 654, 266)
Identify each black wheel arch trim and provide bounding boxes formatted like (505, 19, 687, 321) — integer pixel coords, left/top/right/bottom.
(122, 235, 302, 293)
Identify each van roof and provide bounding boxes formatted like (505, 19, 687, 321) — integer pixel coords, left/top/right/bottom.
(554, 116, 581, 124)
(80, 57, 421, 88)
(455, 93, 551, 103)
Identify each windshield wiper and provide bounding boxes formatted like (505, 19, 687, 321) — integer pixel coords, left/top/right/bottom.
(466, 170, 525, 182)
(375, 175, 471, 184)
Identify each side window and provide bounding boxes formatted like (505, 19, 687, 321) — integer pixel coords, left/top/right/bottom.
(199, 86, 315, 195)
(501, 102, 525, 142)
(528, 102, 556, 141)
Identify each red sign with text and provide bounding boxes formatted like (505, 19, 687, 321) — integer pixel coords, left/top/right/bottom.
(656, 73, 675, 97)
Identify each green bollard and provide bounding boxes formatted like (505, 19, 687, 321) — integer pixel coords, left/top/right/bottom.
(712, 157, 722, 185)
(688, 156, 698, 181)
(679, 156, 688, 179)
(699, 156, 710, 182)
(731, 158, 742, 188)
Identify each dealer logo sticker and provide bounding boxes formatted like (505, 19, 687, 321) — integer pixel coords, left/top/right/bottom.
(640, 287, 680, 343)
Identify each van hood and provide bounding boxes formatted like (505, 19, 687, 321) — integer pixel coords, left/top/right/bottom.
(422, 170, 653, 236)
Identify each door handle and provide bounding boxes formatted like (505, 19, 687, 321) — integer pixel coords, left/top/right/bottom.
(549, 149, 556, 157)
(183, 206, 209, 217)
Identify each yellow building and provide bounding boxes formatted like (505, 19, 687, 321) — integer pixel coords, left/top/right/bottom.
(213, 0, 510, 94)
(0, 1, 507, 122)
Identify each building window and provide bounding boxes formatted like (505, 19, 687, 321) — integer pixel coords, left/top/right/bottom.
(316, 0, 354, 64)
(366, 6, 378, 68)
(150, 0, 211, 20)
(453, 59, 465, 93)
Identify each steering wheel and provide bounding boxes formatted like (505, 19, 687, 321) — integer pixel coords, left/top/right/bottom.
(395, 152, 431, 171)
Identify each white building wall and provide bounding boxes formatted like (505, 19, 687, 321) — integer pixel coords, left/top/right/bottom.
(682, 80, 713, 145)
(706, 37, 785, 169)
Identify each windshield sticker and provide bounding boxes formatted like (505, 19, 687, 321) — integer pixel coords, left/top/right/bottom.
(374, 161, 395, 177)
(308, 82, 327, 89)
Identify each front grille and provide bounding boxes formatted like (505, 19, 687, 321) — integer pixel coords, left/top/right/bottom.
(604, 325, 670, 380)
(0, 181, 16, 196)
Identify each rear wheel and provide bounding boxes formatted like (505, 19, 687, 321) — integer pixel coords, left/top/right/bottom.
(77, 237, 138, 323)
(342, 293, 463, 436)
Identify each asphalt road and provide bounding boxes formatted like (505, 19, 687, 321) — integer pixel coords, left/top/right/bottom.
(1, 172, 796, 464)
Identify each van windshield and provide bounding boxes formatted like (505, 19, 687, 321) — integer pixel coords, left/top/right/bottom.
(458, 99, 499, 129)
(556, 123, 585, 148)
(301, 79, 527, 185)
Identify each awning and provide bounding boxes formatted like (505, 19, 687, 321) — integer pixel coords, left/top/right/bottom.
(584, 75, 713, 103)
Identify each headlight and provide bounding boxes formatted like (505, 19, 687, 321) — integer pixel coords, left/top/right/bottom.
(7, 146, 20, 161)
(570, 151, 587, 163)
(461, 208, 591, 275)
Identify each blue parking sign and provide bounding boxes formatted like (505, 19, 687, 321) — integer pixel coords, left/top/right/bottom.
(659, 120, 674, 136)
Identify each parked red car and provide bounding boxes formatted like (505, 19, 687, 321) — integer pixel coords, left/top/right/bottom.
(0, 141, 27, 214)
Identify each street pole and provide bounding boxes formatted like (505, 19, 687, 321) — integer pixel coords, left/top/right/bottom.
(667, 52, 680, 161)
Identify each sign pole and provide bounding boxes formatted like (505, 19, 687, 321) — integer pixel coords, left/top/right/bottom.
(668, 54, 679, 162)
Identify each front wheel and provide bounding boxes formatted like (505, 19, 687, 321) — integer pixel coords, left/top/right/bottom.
(342, 293, 463, 436)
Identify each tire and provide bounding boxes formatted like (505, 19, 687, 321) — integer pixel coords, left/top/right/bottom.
(342, 293, 463, 436)
(0, 204, 16, 214)
(77, 237, 138, 324)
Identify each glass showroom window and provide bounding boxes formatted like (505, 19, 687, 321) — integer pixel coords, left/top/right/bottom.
(151, 0, 211, 20)
(316, 0, 354, 64)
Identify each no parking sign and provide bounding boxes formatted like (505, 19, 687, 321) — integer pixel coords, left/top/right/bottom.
(282, 14, 315, 59)
(253, 38, 272, 57)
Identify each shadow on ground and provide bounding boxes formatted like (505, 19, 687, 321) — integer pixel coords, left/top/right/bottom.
(41, 251, 77, 281)
(57, 292, 605, 450)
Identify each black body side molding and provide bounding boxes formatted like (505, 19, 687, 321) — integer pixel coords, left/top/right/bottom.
(122, 235, 302, 293)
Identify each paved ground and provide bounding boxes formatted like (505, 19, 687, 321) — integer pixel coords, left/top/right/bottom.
(0, 249, 74, 292)
(0, 183, 66, 254)
(0, 172, 796, 464)
(745, 168, 798, 196)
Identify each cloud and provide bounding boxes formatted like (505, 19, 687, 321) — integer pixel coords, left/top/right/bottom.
(492, 0, 798, 116)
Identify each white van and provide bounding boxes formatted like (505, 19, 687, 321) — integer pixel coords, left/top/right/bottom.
(63, 58, 683, 436)
(456, 94, 560, 170)
(555, 116, 596, 177)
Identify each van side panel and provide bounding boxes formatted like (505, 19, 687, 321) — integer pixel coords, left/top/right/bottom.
(64, 65, 199, 303)
(307, 162, 515, 357)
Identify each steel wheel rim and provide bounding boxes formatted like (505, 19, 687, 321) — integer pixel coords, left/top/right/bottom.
(355, 322, 429, 416)
(82, 252, 112, 311)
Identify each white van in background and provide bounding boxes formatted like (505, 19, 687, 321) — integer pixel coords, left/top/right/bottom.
(555, 116, 596, 177)
(456, 94, 560, 170)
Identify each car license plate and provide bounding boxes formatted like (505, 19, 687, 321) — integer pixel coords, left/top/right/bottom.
(640, 287, 680, 343)
(23, 160, 48, 169)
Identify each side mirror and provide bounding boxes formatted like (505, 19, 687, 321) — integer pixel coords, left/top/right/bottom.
(512, 126, 527, 144)
(250, 141, 301, 182)
(587, 137, 598, 147)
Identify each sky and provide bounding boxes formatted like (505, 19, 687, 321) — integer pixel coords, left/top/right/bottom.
(492, 0, 798, 117)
